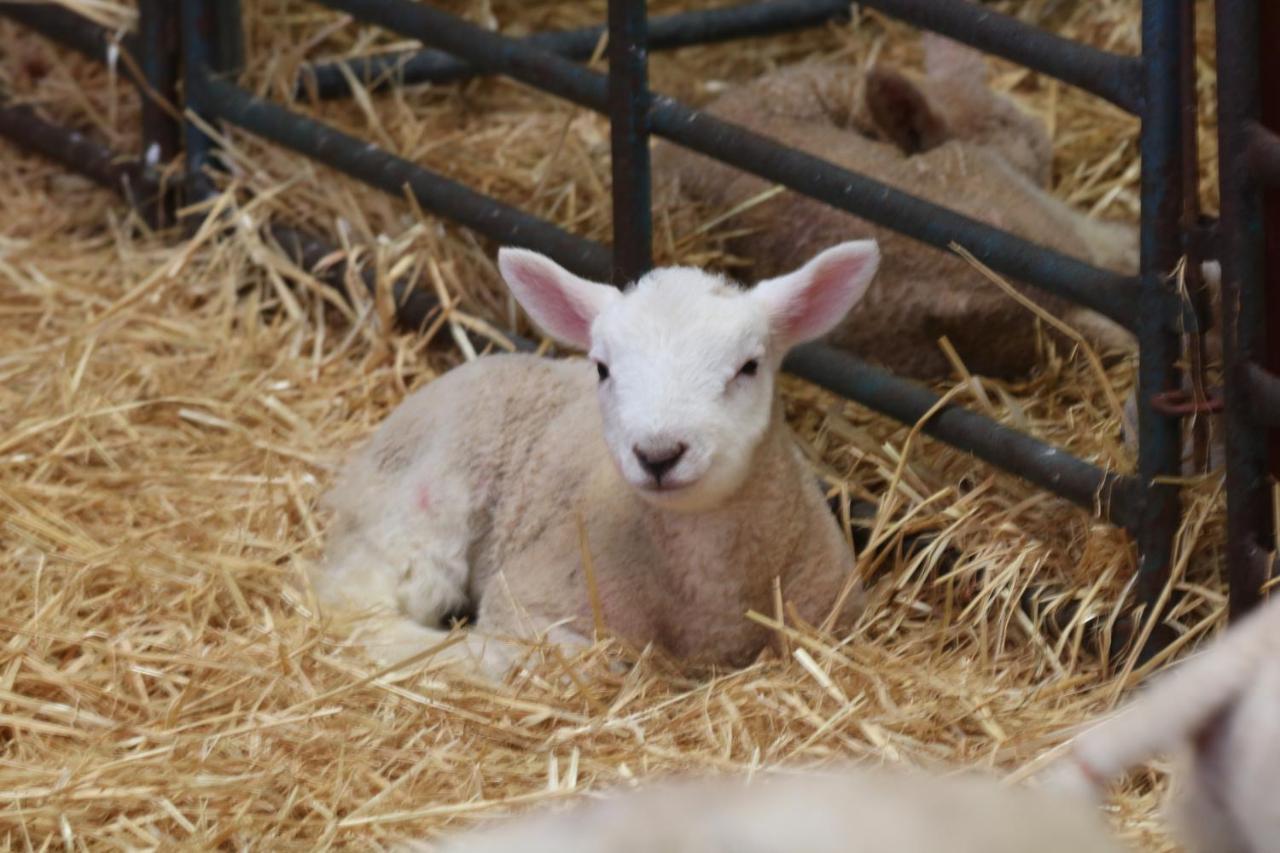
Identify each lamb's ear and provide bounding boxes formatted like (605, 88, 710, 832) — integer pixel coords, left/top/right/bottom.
(498, 248, 620, 350)
(752, 240, 880, 349)
(865, 66, 950, 154)
(922, 33, 989, 89)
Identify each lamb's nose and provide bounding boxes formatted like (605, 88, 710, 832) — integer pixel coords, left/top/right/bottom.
(634, 442, 688, 482)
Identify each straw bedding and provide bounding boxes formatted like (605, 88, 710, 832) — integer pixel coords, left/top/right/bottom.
(0, 1, 1224, 849)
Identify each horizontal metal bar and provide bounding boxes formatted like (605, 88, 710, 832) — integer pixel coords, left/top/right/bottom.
(0, 89, 445, 327)
(298, 0, 848, 99)
(786, 342, 1140, 528)
(1246, 120, 1280, 187)
(265, 223, 442, 332)
(200, 76, 613, 281)
(0, 2, 131, 63)
(1246, 363, 1280, 427)
(0, 96, 158, 211)
(649, 97, 1145, 328)
(311, 0, 1149, 329)
(854, 0, 1142, 113)
(0, 2, 172, 166)
(270, 222, 531, 349)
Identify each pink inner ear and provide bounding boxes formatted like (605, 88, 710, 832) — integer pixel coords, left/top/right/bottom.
(509, 256, 592, 345)
(779, 252, 870, 342)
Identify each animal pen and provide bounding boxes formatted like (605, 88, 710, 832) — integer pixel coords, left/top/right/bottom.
(6, 0, 1263, 627)
(0, 0, 1269, 847)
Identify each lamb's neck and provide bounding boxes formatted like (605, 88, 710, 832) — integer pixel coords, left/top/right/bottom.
(643, 416, 800, 575)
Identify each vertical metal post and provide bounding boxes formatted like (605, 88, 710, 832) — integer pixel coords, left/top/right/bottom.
(136, 0, 180, 226)
(1176, 0, 1210, 473)
(1133, 0, 1191, 637)
(179, 0, 217, 207)
(1262, 6, 1280, 488)
(607, 0, 653, 285)
(1217, 0, 1272, 617)
(137, 0, 181, 163)
(212, 0, 245, 77)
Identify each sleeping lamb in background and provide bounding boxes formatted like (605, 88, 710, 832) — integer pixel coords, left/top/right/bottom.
(654, 33, 1137, 380)
(314, 241, 879, 676)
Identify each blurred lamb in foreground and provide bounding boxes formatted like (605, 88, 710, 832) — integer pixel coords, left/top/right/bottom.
(315, 242, 878, 677)
(419, 765, 1124, 853)
(1044, 593, 1280, 853)
(655, 34, 1137, 379)
(413, 596, 1280, 853)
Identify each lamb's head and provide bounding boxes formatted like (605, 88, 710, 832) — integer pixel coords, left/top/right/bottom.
(498, 241, 880, 511)
(866, 34, 1053, 187)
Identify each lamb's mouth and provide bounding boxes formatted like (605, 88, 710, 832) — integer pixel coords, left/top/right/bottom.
(638, 476, 695, 494)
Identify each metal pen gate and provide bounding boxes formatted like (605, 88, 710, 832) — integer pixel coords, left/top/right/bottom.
(0, 1, 1269, 648)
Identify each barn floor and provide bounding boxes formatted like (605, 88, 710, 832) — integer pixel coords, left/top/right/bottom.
(0, 1, 1223, 849)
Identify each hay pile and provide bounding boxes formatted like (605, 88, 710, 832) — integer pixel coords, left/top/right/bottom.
(1, 1, 1223, 849)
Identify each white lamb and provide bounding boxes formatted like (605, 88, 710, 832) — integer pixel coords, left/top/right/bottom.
(1044, 593, 1280, 852)
(314, 241, 878, 675)
(412, 765, 1124, 853)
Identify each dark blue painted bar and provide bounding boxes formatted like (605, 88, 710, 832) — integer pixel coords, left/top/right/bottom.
(0, 2, 124, 62)
(180, 0, 218, 204)
(786, 343, 1140, 528)
(1217, 0, 1274, 618)
(1131, 0, 1191, 626)
(854, 0, 1142, 113)
(201, 76, 613, 281)
(608, 0, 653, 286)
(137, 0, 181, 166)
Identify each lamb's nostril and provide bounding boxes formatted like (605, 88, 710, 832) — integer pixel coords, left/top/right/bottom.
(634, 442, 688, 482)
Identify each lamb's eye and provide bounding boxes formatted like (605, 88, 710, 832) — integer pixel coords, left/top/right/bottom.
(596, 362, 610, 382)
(737, 358, 759, 378)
